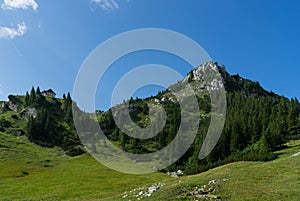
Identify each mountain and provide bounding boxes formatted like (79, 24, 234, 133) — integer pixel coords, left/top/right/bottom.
(95, 61, 300, 174)
(1, 61, 300, 174)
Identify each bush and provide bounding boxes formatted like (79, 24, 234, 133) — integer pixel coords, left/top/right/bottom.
(0, 118, 11, 128)
(11, 114, 19, 120)
(0, 127, 5, 132)
(66, 145, 85, 156)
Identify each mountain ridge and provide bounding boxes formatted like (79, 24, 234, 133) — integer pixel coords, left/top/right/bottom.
(1, 62, 300, 175)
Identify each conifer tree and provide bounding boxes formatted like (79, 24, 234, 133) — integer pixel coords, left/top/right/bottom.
(28, 87, 36, 106)
(36, 87, 41, 95)
(24, 91, 29, 107)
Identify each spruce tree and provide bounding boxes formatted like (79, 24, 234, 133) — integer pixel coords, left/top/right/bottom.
(24, 92, 29, 107)
(36, 87, 41, 95)
(28, 87, 36, 106)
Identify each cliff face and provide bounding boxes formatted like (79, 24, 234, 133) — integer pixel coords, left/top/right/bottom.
(182, 61, 273, 98)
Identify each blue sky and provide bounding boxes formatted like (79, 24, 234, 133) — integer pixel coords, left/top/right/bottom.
(0, 0, 299, 110)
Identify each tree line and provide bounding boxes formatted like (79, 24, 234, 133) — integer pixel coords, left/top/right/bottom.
(25, 87, 84, 156)
(98, 72, 300, 174)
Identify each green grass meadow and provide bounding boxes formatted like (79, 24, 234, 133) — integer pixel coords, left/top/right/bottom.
(1, 131, 299, 200)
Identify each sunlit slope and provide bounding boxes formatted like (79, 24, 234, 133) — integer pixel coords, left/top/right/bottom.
(1, 131, 299, 200)
(0, 132, 171, 201)
(136, 140, 300, 201)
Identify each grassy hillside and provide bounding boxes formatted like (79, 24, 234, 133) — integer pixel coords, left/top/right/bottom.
(1, 129, 299, 200)
(135, 140, 300, 201)
(0, 131, 171, 200)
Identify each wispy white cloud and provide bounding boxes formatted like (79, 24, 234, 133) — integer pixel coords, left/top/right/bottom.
(91, 0, 120, 12)
(1, 0, 38, 11)
(0, 22, 27, 39)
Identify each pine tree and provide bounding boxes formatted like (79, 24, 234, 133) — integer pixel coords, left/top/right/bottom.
(287, 98, 300, 134)
(24, 91, 29, 107)
(120, 132, 128, 148)
(26, 116, 34, 140)
(36, 87, 41, 95)
(65, 93, 73, 123)
(28, 87, 36, 106)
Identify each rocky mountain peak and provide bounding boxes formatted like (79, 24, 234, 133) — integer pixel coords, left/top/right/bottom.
(192, 61, 220, 81)
(182, 61, 225, 92)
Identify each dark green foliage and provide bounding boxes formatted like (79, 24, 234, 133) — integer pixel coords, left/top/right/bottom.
(187, 71, 193, 83)
(24, 92, 29, 107)
(27, 109, 60, 146)
(28, 87, 36, 106)
(11, 114, 19, 120)
(96, 64, 300, 175)
(66, 145, 85, 156)
(62, 93, 72, 123)
(8, 95, 24, 111)
(0, 117, 12, 128)
(3, 63, 300, 172)
(22, 87, 83, 155)
(36, 87, 41, 95)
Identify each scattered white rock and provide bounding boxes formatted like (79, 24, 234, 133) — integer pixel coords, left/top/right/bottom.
(20, 107, 37, 119)
(208, 179, 216, 185)
(122, 183, 165, 200)
(153, 99, 160, 103)
(8, 101, 18, 112)
(161, 97, 168, 102)
(188, 178, 228, 200)
(177, 170, 183, 176)
(169, 97, 176, 102)
(167, 170, 184, 178)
